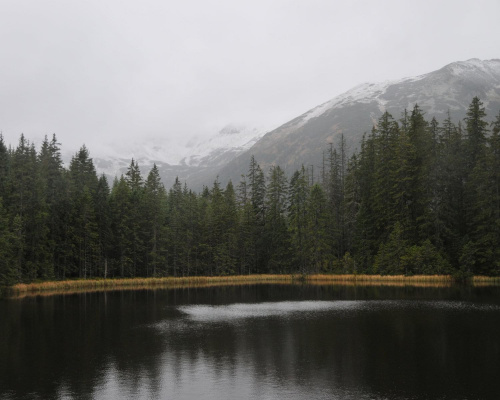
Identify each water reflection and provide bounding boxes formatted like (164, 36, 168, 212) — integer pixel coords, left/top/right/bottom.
(1, 285, 500, 399)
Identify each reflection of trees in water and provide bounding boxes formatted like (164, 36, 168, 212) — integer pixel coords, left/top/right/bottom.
(0, 290, 167, 399)
(1, 285, 500, 399)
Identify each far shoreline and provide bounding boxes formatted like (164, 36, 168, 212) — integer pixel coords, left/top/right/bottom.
(3, 274, 500, 298)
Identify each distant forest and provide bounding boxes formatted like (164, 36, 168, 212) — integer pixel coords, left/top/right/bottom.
(1, 97, 499, 285)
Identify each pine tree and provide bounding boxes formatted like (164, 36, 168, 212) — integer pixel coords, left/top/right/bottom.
(208, 179, 223, 275)
(210, 180, 239, 275)
(247, 157, 267, 272)
(236, 175, 254, 274)
(324, 136, 347, 260)
(465, 110, 500, 275)
(464, 97, 488, 171)
(462, 98, 490, 271)
(353, 132, 378, 271)
(0, 199, 16, 286)
(109, 176, 133, 277)
(437, 114, 466, 265)
(69, 146, 98, 194)
(8, 136, 51, 281)
(288, 166, 309, 273)
(39, 134, 66, 279)
(406, 104, 433, 243)
(68, 146, 100, 278)
(305, 184, 331, 273)
(124, 159, 146, 276)
(196, 186, 213, 276)
(265, 166, 290, 272)
(143, 165, 167, 277)
(181, 185, 200, 276)
(95, 175, 112, 278)
(167, 177, 184, 276)
(0, 134, 9, 201)
(342, 153, 361, 261)
(372, 112, 400, 244)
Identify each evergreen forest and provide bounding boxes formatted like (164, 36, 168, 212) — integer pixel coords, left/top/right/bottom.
(1, 97, 499, 286)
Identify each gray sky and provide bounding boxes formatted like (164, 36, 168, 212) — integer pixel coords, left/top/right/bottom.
(1, 0, 499, 159)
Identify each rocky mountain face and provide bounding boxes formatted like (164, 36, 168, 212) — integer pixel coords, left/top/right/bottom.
(92, 59, 500, 190)
(216, 58, 500, 186)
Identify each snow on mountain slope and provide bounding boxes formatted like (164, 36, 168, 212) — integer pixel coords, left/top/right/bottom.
(89, 58, 500, 190)
(90, 124, 268, 186)
(299, 74, 427, 125)
(288, 58, 500, 134)
(182, 125, 268, 167)
(216, 58, 500, 187)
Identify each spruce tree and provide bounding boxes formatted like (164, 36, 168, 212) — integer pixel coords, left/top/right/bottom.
(464, 97, 488, 171)
(288, 167, 309, 273)
(39, 134, 66, 278)
(353, 132, 378, 271)
(95, 175, 112, 278)
(167, 177, 184, 276)
(144, 165, 167, 277)
(124, 159, 146, 276)
(265, 166, 290, 272)
(465, 110, 500, 275)
(0, 199, 16, 286)
(305, 184, 332, 273)
(109, 176, 133, 277)
(68, 146, 100, 278)
(0, 134, 9, 201)
(236, 175, 254, 274)
(247, 157, 267, 272)
(462, 98, 490, 271)
(437, 114, 466, 265)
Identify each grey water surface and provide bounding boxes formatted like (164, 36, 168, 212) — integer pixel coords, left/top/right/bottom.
(1, 284, 500, 399)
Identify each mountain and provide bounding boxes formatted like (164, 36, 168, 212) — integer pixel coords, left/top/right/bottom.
(216, 58, 500, 186)
(155, 124, 267, 188)
(90, 59, 500, 190)
(91, 124, 267, 188)
(182, 125, 266, 168)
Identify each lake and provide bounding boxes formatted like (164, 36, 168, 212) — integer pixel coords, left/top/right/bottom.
(1, 283, 500, 399)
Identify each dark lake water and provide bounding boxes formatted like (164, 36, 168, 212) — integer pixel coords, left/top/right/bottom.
(1, 284, 500, 400)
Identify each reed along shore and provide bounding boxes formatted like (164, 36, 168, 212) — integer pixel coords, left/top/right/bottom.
(5, 274, 500, 298)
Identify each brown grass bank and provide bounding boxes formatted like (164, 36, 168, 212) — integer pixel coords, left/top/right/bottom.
(6, 274, 500, 298)
(10, 274, 292, 294)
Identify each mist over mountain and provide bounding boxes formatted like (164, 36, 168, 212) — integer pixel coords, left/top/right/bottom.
(215, 58, 500, 186)
(91, 58, 500, 190)
(92, 124, 267, 188)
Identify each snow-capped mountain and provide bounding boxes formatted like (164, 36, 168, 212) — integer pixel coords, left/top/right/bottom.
(216, 58, 500, 186)
(91, 124, 268, 188)
(181, 125, 267, 168)
(91, 58, 500, 190)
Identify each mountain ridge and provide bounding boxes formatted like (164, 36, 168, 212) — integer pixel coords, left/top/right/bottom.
(215, 58, 500, 187)
(90, 58, 500, 190)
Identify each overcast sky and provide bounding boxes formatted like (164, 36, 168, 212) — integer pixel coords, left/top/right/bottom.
(1, 0, 499, 159)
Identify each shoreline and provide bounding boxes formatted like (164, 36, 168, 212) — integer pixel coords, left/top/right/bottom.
(4, 274, 500, 298)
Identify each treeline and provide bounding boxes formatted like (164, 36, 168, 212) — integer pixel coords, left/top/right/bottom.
(0, 97, 499, 285)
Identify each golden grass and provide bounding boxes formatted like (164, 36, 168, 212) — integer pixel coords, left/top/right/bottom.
(472, 275, 500, 283)
(10, 274, 293, 295)
(306, 280, 453, 288)
(6, 273, 499, 298)
(471, 276, 500, 287)
(306, 274, 455, 288)
(308, 274, 454, 282)
(8, 280, 295, 299)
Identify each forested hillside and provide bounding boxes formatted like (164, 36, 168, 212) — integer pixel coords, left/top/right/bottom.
(1, 98, 499, 285)
(216, 59, 500, 188)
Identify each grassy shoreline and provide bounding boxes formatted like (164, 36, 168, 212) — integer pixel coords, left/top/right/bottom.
(4, 274, 500, 298)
